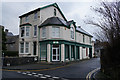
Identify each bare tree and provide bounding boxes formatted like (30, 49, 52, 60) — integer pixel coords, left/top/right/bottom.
(87, 1, 120, 79)
(87, 1, 120, 66)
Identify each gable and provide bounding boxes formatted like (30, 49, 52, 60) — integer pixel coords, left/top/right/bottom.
(19, 3, 67, 21)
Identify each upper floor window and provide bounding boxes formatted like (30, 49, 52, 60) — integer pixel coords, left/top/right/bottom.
(71, 27, 74, 39)
(42, 27, 46, 38)
(25, 15, 29, 22)
(20, 18, 22, 24)
(26, 27, 30, 36)
(83, 35, 85, 43)
(52, 27, 60, 38)
(21, 27, 24, 37)
(34, 12, 37, 19)
(54, 8, 56, 16)
(89, 37, 91, 44)
(34, 25, 37, 36)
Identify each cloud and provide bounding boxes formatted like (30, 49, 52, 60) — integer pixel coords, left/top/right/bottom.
(1, 2, 98, 35)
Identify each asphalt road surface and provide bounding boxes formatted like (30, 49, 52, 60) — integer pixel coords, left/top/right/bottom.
(2, 58, 100, 80)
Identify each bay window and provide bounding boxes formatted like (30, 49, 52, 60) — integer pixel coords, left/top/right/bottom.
(42, 27, 46, 38)
(26, 27, 30, 36)
(52, 27, 60, 38)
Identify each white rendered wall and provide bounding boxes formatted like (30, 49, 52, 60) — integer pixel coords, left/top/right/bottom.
(47, 44, 51, 62)
(61, 44, 65, 62)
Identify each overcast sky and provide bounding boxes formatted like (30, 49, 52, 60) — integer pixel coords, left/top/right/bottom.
(0, 0, 114, 38)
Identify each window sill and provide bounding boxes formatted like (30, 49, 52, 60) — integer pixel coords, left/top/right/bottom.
(19, 53, 30, 54)
(33, 36, 37, 38)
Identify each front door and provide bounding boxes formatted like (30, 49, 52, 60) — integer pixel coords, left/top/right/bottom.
(52, 47, 59, 61)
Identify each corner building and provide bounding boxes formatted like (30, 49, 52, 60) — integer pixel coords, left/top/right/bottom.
(19, 3, 94, 62)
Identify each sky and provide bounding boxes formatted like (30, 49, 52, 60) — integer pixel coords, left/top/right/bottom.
(0, 0, 114, 39)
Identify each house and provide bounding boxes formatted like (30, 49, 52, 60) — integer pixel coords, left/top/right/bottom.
(19, 3, 94, 62)
(5, 29, 19, 52)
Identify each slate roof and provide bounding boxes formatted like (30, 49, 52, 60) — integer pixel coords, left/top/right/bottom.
(76, 27, 93, 37)
(39, 17, 93, 37)
(19, 3, 67, 21)
(39, 17, 68, 27)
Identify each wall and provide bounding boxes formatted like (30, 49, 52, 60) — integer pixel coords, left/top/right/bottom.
(3, 57, 38, 66)
(40, 6, 65, 23)
(6, 35, 19, 51)
(19, 5, 66, 57)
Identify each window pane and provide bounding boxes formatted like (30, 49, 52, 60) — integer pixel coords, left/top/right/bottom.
(54, 9, 56, 16)
(26, 27, 29, 36)
(25, 16, 28, 22)
(71, 27, 74, 39)
(52, 27, 59, 38)
(42, 27, 46, 37)
(53, 56, 56, 60)
(41, 43, 46, 60)
(20, 43, 24, 53)
(21, 27, 24, 37)
(34, 25, 37, 36)
(25, 42, 29, 53)
(34, 12, 37, 19)
(53, 49, 56, 55)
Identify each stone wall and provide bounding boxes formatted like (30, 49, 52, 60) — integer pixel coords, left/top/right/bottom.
(3, 57, 38, 66)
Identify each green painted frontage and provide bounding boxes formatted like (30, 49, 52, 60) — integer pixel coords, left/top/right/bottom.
(39, 39, 92, 62)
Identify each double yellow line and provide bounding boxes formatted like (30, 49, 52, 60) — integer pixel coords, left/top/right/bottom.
(86, 67, 100, 80)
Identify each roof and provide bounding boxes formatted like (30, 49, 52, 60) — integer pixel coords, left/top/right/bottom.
(19, 3, 67, 21)
(39, 17, 92, 37)
(6, 32, 14, 36)
(20, 23, 32, 27)
(39, 17, 68, 27)
(76, 27, 93, 37)
(6, 35, 19, 44)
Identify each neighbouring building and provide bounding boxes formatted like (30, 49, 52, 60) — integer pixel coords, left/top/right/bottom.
(5, 29, 19, 52)
(19, 3, 94, 62)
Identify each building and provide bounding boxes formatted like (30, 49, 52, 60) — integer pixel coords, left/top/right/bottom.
(0, 25, 2, 55)
(5, 29, 19, 52)
(19, 3, 94, 62)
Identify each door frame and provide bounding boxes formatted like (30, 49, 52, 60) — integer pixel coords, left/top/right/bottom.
(52, 47, 60, 61)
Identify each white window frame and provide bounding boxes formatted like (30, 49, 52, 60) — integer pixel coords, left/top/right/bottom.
(52, 27, 60, 38)
(34, 25, 37, 36)
(26, 26, 30, 37)
(42, 27, 46, 38)
(71, 27, 74, 39)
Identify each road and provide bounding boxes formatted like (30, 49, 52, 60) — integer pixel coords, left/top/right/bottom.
(2, 58, 100, 80)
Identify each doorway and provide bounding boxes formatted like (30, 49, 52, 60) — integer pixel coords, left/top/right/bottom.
(52, 45, 60, 61)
